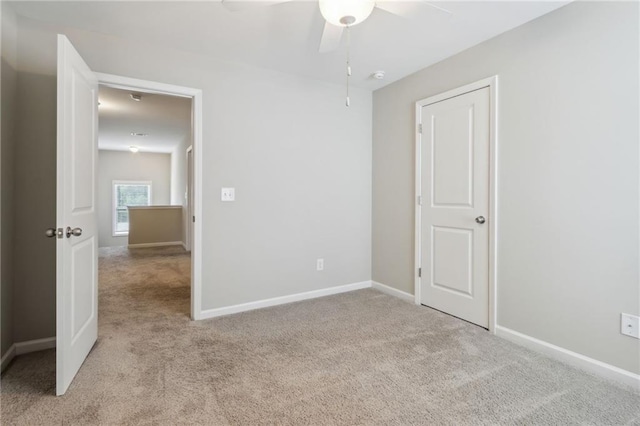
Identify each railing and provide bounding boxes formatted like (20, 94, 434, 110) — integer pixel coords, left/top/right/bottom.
(127, 205, 183, 248)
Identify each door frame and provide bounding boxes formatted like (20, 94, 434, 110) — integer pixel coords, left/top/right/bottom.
(95, 72, 204, 320)
(185, 145, 193, 252)
(414, 75, 498, 333)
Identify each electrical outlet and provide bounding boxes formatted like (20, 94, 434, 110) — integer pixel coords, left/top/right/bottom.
(316, 258, 324, 271)
(621, 313, 639, 339)
(221, 187, 235, 202)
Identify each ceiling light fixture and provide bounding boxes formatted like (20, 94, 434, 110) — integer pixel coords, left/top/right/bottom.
(130, 93, 142, 102)
(319, 0, 374, 27)
(129, 146, 139, 153)
(319, 0, 374, 107)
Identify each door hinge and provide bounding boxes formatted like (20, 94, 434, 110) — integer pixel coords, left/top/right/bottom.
(192, 216, 195, 223)
(418, 268, 422, 278)
(418, 123, 423, 134)
(417, 195, 422, 206)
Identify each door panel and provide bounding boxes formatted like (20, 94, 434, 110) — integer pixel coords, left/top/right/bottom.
(432, 105, 473, 206)
(71, 72, 95, 211)
(432, 226, 473, 296)
(57, 35, 98, 396)
(420, 87, 489, 328)
(70, 238, 95, 342)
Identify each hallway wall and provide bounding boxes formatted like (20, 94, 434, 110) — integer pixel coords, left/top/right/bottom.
(98, 150, 171, 248)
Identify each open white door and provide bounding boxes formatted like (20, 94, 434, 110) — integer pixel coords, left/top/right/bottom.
(56, 35, 98, 396)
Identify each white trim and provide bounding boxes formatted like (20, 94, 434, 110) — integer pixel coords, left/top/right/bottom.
(495, 326, 640, 391)
(1, 337, 58, 373)
(96, 73, 203, 322)
(414, 98, 422, 307)
(414, 76, 499, 333)
(182, 243, 189, 251)
(16, 337, 56, 355)
(199, 281, 372, 320)
(1, 344, 16, 372)
(488, 78, 499, 335)
(191, 96, 203, 320)
(185, 145, 193, 252)
(128, 241, 184, 249)
(372, 281, 414, 303)
(127, 205, 181, 210)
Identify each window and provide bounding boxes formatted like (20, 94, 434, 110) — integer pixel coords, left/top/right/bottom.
(113, 181, 152, 236)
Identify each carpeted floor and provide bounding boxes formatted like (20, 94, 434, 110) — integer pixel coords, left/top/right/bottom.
(1, 246, 638, 425)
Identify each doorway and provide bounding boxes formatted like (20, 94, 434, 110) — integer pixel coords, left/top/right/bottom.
(414, 77, 498, 331)
(97, 85, 193, 318)
(96, 73, 203, 321)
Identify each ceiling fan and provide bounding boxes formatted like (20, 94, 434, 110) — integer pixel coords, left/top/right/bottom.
(221, 0, 452, 106)
(220, 0, 453, 53)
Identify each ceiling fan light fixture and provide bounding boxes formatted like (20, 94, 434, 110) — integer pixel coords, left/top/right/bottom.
(319, 0, 375, 27)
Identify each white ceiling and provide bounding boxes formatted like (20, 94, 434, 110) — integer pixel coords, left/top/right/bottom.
(98, 86, 192, 153)
(10, 1, 571, 90)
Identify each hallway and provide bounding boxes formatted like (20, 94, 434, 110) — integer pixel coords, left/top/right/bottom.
(99, 246, 191, 319)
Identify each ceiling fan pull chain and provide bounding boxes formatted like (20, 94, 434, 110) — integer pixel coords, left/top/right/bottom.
(346, 25, 351, 107)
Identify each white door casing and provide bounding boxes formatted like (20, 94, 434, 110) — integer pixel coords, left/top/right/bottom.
(95, 73, 203, 320)
(186, 146, 194, 252)
(416, 83, 493, 329)
(56, 35, 99, 396)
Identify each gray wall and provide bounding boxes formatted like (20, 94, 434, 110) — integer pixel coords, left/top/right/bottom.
(373, 1, 639, 374)
(170, 135, 191, 245)
(13, 72, 57, 343)
(170, 136, 190, 206)
(1, 1, 18, 359)
(98, 150, 172, 248)
(15, 13, 372, 320)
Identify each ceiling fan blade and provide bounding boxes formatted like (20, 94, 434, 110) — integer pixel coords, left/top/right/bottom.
(319, 22, 344, 53)
(221, 0, 292, 12)
(375, 0, 452, 19)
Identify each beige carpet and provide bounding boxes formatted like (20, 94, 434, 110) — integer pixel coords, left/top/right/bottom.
(1, 246, 639, 425)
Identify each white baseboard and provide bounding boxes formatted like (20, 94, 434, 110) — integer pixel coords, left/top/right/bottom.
(199, 280, 372, 320)
(371, 281, 414, 303)
(1, 344, 16, 372)
(495, 326, 639, 391)
(1, 337, 56, 373)
(128, 241, 183, 249)
(15, 336, 56, 355)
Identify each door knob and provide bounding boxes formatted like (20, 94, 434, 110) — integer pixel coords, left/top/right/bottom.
(66, 227, 83, 238)
(45, 228, 57, 238)
(475, 216, 486, 224)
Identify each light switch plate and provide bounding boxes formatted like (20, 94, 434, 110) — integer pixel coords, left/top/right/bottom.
(621, 313, 639, 339)
(221, 187, 235, 202)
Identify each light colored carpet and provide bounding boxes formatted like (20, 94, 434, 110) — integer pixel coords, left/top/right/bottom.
(1, 246, 638, 425)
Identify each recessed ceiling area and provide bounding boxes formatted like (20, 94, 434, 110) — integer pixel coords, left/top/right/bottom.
(98, 86, 192, 153)
(10, 1, 572, 90)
